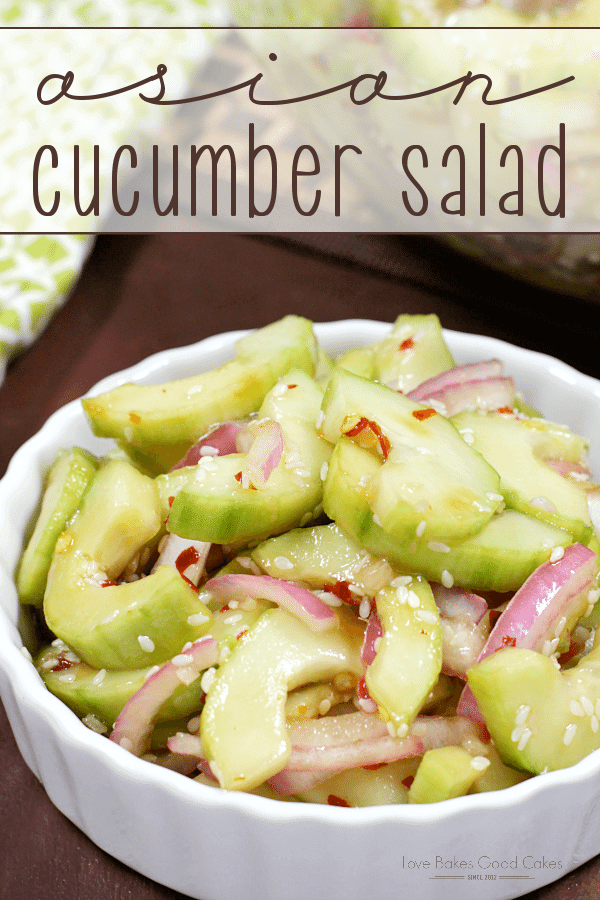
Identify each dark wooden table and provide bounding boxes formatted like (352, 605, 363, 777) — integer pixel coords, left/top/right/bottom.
(2, 232, 600, 900)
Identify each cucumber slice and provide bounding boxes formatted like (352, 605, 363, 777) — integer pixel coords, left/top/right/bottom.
(366, 576, 442, 732)
(17, 447, 98, 606)
(44, 459, 212, 670)
(37, 647, 206, 729)
(408, 746, 484, 804)
(200, 607, 364, 791)
(250, 523, 366, 588)
(321, 369, 502, 543)
(82, 315, 318, 448)
(162, 370, 332, 545)
(451, 411, 592, 544)
(324, 436, 573, 593)
(467, 642, 600, 774)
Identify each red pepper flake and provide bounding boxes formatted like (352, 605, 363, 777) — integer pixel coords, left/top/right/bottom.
(327, 794, 351, 807)
(287, 383, 298, 389)
(412, 408, 437, 421)
(488, 609, 502, 629)
(168, 496, 175, 508)
(100, 579, 117, 587)
(356, 677, 371, 701)
(54, 652, 74, 671)
(344, 417, 391, 460)
(129, 412, 141, 424)
(497, 406, 513, 414)
(399, 338, 414, 351)
(363, 762, 387, 770)
(234, 471, 257, 490)
(176, 546, 200, 575)
(324, 580, 359, 606)
(402, 775, 415, 789)
(501, 635, 517, 647)
(236, 628, 249, 641)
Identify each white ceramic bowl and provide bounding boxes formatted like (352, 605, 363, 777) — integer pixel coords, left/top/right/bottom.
(2, 319, 600, 900)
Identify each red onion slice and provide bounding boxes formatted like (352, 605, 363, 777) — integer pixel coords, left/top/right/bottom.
(110, 636, 218, 757)
(285, 733, 423, 772)
(205, 573, 339, 632)
(269, 768, 345, 796)
(409, 714, 489, 750)
(361, 611, 383, 668)
(432, 584, 489, 679)
(240, 420, 284, 490)
(287, 710, 389, 748)
(151, 533, 212, 586)
(171, 422, 244, 470)
(411, 377, 516, 418)
(407, 360, 504, 402)
(458, 542, 596, 721)
(547, 459, 592, 481)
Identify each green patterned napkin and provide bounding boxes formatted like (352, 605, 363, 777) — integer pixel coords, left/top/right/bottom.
(0, 1, 226, 383)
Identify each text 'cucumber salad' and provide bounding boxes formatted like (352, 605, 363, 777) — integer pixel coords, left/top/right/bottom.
(19, 314, 600, 807)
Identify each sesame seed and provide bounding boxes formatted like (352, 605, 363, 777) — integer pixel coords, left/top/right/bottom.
(427, 541, 451, 553)
(224, 613, 243, 625)
(119, 737, 134, 751)
(396, 723, 409, 738)
(172, 653, 193, 667)
(318, 699, 332, 716)
(82, 714, 108, 734)
(470, 755, 491, 771)
(51, 638, 66, 648)
(144, 665, 160, 681)
(137, 635, 155, 653)
(563, 724, 577, 746)
(294, 467, 312, 479)
(391, 576, 413, 587)
(92, 668, 106, 686)
(201, 667, 217, 693)
(592, 716, 599, 734)
(515, 705, 530, 725)
(21, 647, 32, 661)
(274, 556, 294, 570)
(462, 432, 475, 445)
(396, 585, 409, 604)
(581, 696, 595, 716)
(416, 609, 438, 625)
(554, 616, 567, 639)
(550, 546, 565, 563)
(319, 591, 343, 607)
(407, 590, 421, 609)
(511, 725, 525, 743)
(569, 699, 585, 717)
(441, 569, 454, 588)
(386, 721, 397, 737)
(239, 596, 258, 611)
(58, 672, 76, 683)
(199, 445, 218, 456)
(41, 658, 58, 669)
(373, 514, 382, 527)
(486, 492, 504, 503)
(187, 715, 201, 733)
(517, 729, 532, 751)
(316, 410, 325, 429)
(373, 637, 382, 652)
(358, 697, 378, 714)
(272, 383, 288, 397)
(220, 645, 232, 661)
(176, 666, 199, 686)
(359, 599, 371, 619)
(320, 461, 329, 482)
(416, 520, 426, 537)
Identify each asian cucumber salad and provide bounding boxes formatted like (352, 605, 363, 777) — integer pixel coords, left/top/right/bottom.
(19, 314, 600, 807)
